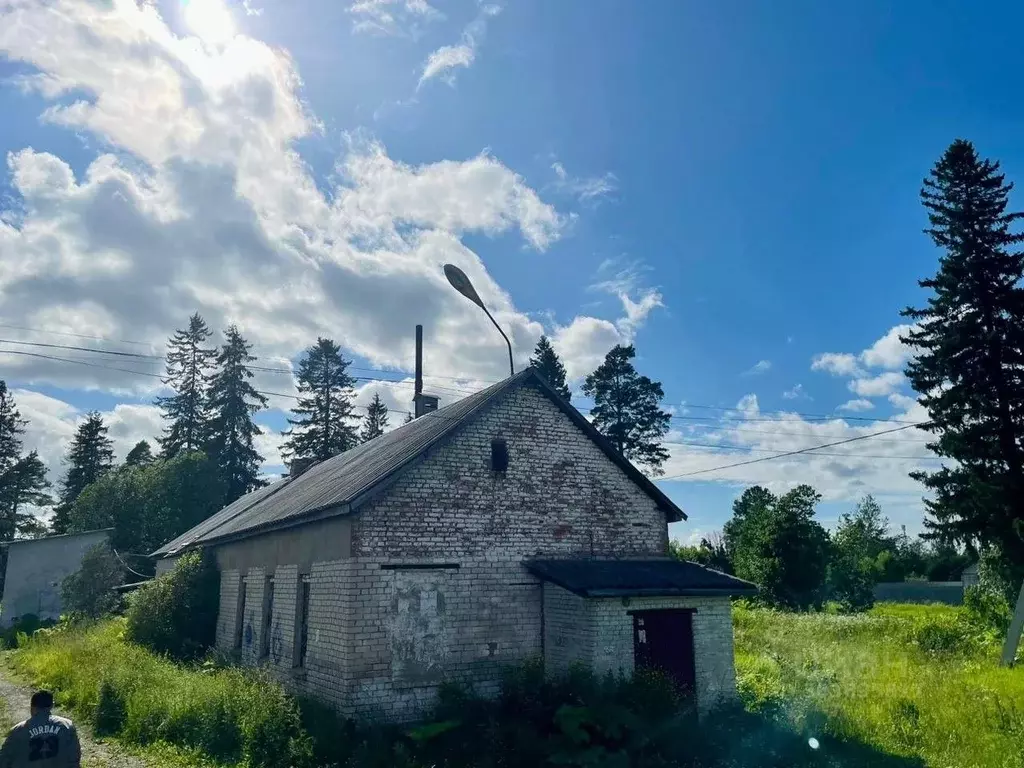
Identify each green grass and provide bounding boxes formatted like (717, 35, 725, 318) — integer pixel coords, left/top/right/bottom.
(9, 620, 309, 768)
(9, 606, 1023, 768)
(734, 601, 1024, 768)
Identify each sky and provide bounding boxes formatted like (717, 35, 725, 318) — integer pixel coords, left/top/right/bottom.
(2, 0, 1023, 544)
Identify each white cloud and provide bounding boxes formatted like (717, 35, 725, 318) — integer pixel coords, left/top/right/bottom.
(849, 372, 905, 398)
(417, 4, 501, 88)
(552, 317, 622, 382)
(616, 290, 663, 338)
(0, 0, 644, 473)
(419, 44, 475, 86)
(860, 324, 915, 369)
(658, 393, 939, 513)
(838, 398, 874, 412)
(812, 324, 918, 382)
(811, 352, 863, 377)
(550, 161, 617, 204)
(349, 0, 442, 37)
(782, 384, 807, 400)
(743, 360, 772, 376)
(14, 389, 164, 484)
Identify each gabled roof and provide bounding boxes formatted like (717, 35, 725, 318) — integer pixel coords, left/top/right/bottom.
(153, 368, 685, 557)
(525, 558, 757, 598)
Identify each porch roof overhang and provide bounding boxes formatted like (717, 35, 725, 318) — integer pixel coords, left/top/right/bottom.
(524, 558, 758, 598)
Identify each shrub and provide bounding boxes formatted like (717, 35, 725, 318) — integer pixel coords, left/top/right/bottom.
(61, 544, 124, 619)
(0, 614, 56, 649)
(94, 679, 126, 736)
(124, 549, 218, 661)
(964, 584, 1013, 638)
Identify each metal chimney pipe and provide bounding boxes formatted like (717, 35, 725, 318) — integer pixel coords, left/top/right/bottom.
(413, 325, 424, 418)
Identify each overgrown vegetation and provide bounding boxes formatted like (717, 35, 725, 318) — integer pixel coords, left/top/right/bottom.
(734, 601, 1024, 768)
(60, 543, 124, 619)
(124, 550, 219, 661)
(9, 616, 937, 768)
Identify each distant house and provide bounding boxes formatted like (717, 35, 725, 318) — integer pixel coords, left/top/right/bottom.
(961, 562, 980, 588)
(1, 529, 112, 627)
(154, 369, 755, 722)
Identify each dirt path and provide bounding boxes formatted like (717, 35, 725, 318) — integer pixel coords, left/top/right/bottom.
(0, 657, 153, 768)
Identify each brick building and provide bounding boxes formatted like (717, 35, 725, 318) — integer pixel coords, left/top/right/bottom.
(154, 368, 754, 721)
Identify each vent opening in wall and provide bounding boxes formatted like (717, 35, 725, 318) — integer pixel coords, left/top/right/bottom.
(491, 438, 509, 473)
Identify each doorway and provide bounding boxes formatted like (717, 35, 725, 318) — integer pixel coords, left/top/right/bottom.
(632, 609, 696, 698)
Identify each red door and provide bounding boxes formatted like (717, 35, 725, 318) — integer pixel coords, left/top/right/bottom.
(632, 609, 696, 697)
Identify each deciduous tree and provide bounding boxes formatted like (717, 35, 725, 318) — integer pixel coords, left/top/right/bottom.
(726, 485, 831, 610)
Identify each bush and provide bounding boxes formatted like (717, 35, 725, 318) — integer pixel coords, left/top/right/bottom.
(94, 679, 126, 736)
(0, 614, 56, 649)
(61, 544, 124, 619)
(124, 550, 218, 661)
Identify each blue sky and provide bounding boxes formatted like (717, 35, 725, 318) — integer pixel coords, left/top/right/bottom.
(2, 0, 1022, 541)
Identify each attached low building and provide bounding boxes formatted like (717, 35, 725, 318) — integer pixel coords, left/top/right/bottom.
(153, 369, 754, 720)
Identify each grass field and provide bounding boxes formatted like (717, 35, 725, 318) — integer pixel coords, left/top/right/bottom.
(4, 604, 1022, 767)
(734, 602, 1024, 768)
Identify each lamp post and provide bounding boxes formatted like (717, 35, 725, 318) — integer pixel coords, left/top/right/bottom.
(443, 264, 514, 377)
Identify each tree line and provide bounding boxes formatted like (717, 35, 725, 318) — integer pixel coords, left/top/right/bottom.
(672, 488, 972, 612)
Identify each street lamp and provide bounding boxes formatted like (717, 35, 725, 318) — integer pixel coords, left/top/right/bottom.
(443, 264, 514, 377)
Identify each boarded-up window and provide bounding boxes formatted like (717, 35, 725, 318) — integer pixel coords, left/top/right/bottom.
(261, 579, 274, 659)
(390, 570, 449, 687)
(235, 581, 247, 649)
(298, 577, 311, 668)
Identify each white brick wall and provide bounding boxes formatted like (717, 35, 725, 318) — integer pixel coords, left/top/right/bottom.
(213, 383, 737, 722)
(543, 584, 737, 714)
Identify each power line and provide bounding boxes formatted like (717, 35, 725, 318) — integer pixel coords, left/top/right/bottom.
(672, 439, 941, 461)
(660, 422, 931, 480)
(0, 348, 939, 465)
(1, 324, 927, 426)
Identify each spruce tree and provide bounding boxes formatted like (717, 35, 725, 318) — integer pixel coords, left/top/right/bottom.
(52, 411, 114, 533)
(902, 139, 1024, 577)
(530, 335, 571, 401)
(124, 440, 155, 468)
(360, 393, 389, 442)
(157, 313, 217, 458)
(281, 338, 358, 462)
(206, 326, 268, 504)
(582, 344, 670, 474)
(0, 383, 52, 541)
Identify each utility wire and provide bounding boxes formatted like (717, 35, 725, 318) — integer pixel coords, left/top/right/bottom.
(660, 422, 930, 480)
(0, 348, 935, 464)
(0, 340, 930, 439)
(112, 548, 151, 579)
(0, 327, 926, 426)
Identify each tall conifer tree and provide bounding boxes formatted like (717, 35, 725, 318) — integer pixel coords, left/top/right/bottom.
(206, 326, 268, 504)
(282, 338, 358, 462)
(902, 139, 1024, 577)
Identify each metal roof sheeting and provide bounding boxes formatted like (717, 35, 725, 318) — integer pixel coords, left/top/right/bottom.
(524, 558, 757, 597)
(152, 368, 686, 557)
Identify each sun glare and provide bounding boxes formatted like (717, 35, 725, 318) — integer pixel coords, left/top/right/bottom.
(182, 0, 237, 45)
